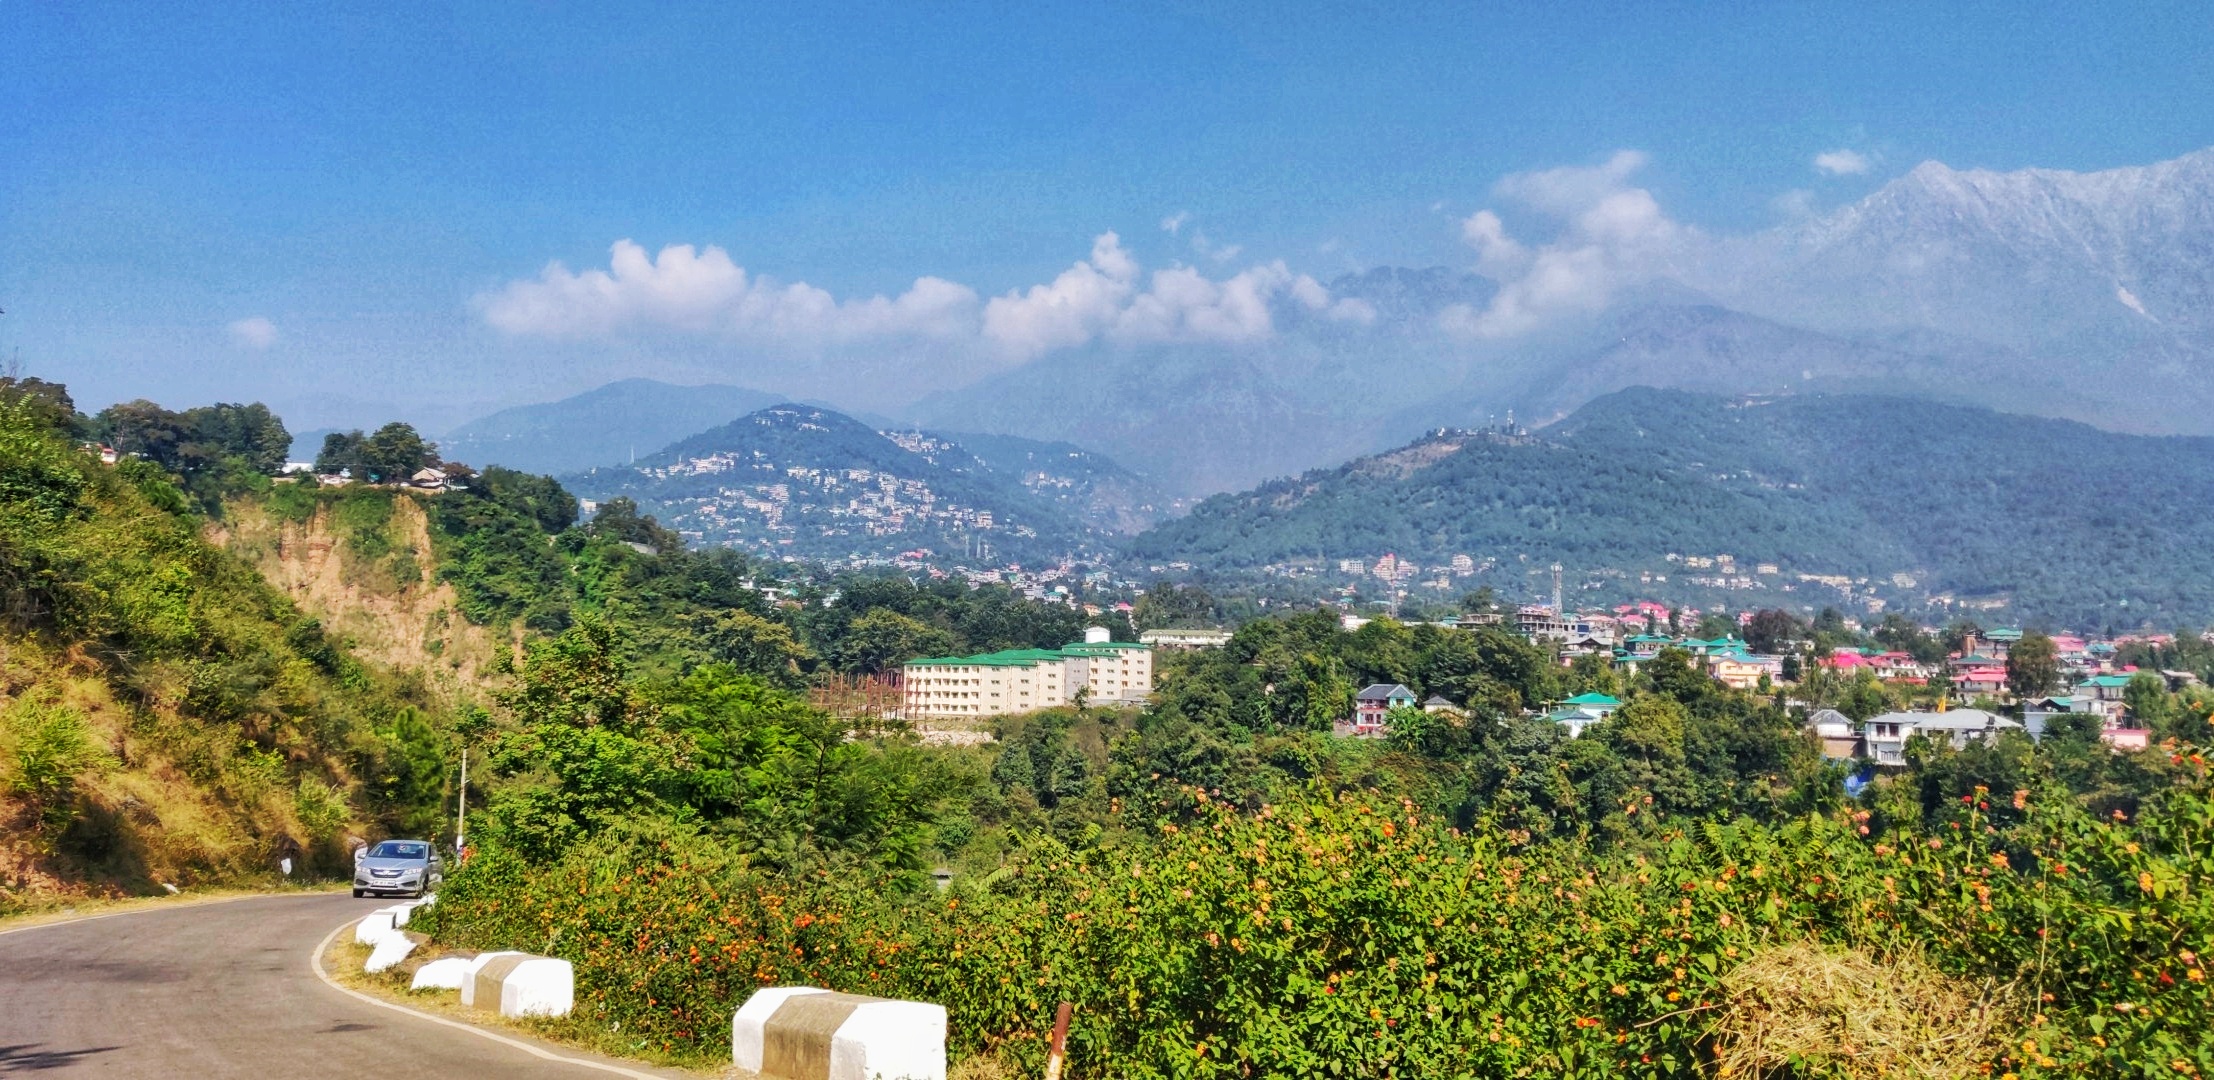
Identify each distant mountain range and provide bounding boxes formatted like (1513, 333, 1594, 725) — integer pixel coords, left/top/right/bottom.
(435, 379, 787, 475)
(1125, 387, 2214, 627)
(912, 147, 2214, 495)
(562, 405, 1174, 565)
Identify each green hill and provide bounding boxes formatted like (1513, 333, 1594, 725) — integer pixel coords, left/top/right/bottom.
(0, 385, 454, 906)
(1127, 387, 2214, 627)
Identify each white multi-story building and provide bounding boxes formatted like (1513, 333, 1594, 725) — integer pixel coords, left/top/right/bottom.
(902, 627, 1152, 719)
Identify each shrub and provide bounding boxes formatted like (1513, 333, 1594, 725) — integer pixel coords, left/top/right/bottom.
(419, 770, 2214, 1077)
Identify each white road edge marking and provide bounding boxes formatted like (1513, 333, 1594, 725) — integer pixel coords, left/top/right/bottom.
(308, 920, 668, 1079)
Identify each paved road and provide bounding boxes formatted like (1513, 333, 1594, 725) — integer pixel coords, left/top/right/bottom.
(0, 892, 687, 1078)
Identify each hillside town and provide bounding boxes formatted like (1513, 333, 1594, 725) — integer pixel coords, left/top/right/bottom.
(1321, 603, 2181, 762)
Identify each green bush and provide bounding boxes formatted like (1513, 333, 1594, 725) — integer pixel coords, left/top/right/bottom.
(1, 697, 110, 833)
(422, 767, 2214, 1078)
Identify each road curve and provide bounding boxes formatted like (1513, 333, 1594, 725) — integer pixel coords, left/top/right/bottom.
(0, 892, 687, 1078)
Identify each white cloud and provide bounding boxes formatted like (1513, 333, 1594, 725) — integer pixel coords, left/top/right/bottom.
(1447, 149, 1693, 339)
(1494, 150, 1651, 215)
(980, 232, 1142, 357)
(227, 316, 278, 348)
(476, 240, 980, 344)
(1770, 188, 1818, 219)
(1459, 210, 1528, 278)
(1115, 262, 1305, 344)
(482, 230, 1348, 366)
(1813, 149, 1871, 176)
(1159, 211, 1191, 235)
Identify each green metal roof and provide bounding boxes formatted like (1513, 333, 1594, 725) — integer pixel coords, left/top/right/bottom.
(909, 642, 1150, 667)
(1561, 692, 1622, 706)
(908, 648, 1064, 667)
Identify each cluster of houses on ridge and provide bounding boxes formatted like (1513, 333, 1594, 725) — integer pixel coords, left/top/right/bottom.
(1339, 678, 2159, 761)
(1335, 621, 2181, 760)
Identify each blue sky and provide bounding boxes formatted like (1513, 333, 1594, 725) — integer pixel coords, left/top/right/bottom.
(5, 1, 2212, 431)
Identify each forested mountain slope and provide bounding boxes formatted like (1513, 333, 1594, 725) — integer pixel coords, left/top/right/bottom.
(1128, 388, 2214, 625)
(0, 388, 453, 907)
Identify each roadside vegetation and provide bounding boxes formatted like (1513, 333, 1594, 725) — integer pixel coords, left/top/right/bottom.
(414, 607, 2214, 1077)
(17, 377, 2214, 1076)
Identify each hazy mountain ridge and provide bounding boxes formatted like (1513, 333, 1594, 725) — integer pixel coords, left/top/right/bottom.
(1127, 387, 2214, 626)
(913, 146, 2214, 494)
(437, 378, 786, 475)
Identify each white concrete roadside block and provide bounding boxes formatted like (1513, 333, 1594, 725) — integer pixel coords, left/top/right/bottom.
(380, 903, 415, 927)
(354, 911, 398, 945)
(364, 934, 418, 973)
(410, 956, 472, 991)
(732, 987, 946, 1080)
(466, 953, 573, 1018)
(457, 952, 526, 1007)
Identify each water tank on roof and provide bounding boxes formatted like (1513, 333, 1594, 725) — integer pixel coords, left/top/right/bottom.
(1084, 626, 1112, 644)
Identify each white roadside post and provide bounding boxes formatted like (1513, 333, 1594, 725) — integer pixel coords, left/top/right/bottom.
(353, 910, 399, 945)
(732, 987, 946, 1080)
(464, 953, 574, 1018)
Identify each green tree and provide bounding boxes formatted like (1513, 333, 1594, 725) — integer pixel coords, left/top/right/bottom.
(0, 377, 81, 437)
(317, 422, 436, 483)
(2006, 630, 2060, 698)
(1131, 581, 1215, 630)
(677, 610, 814, 686)
(833, 608, 960, 674)
(1595, 695, 1697, 814)
(584, 496, 683, 553)
(2124, 672, 2174, 731)
(1744, 608, 1803, 655)
(482, 618, 680, 860)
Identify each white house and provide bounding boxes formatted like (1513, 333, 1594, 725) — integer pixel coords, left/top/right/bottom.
(1862, 709, 2021, 766)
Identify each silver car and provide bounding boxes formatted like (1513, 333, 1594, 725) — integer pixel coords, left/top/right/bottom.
(353, 839, 441, 898)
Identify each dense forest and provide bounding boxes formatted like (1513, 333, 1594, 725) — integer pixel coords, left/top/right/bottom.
(1128, 388, 2214, 627)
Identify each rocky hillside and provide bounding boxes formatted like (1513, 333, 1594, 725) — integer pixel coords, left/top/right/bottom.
(211, 489, 516, 703)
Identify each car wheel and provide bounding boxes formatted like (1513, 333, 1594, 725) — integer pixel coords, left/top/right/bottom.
(353, 889, 365, 898)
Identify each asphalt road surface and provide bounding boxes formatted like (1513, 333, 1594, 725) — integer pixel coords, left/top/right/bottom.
(0, 892, 688, 1078)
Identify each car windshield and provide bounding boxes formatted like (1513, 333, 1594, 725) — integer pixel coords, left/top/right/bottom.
(368, 841, 428, 860)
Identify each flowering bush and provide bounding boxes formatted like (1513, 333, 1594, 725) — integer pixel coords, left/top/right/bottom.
(421, 765, 2214, 1078)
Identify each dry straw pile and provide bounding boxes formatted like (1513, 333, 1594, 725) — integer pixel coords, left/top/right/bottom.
(1707, 941, 2014, 1079)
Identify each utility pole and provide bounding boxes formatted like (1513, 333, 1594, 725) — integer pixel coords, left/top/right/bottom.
(455, 747, 468, 857)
